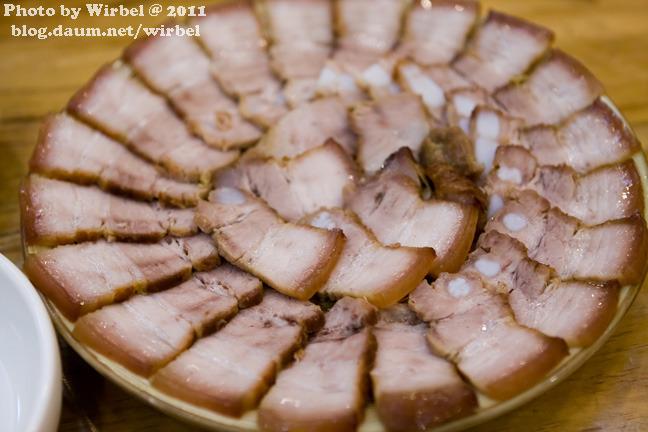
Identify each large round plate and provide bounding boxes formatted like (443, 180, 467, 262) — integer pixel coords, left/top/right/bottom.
(32, 92, 648, 430)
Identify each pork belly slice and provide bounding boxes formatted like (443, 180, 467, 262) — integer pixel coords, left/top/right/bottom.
(420, 126, 483, 179)
(301, 208, 435, 307)
(350, 93, 431, 174)
(151, 289, 324, 417)
(73, 268, 248, 376)
(124, 31, 262, 150)
(453, 11, 554, 93)
(464, 231, 620, 347)
(30, 114, 204, 207)
(196, 187, 345, 300)
(216, 140, 359, 222)
(494, 49, 605, 127)
(67, 65, 239, 182)
(519, 99, 641, 173)
(345, 172, 479, 276)
(485, 190, 648, 286)
(488, 145, 645, 225)
(20, 175, 196, 247)
(426, 163, 488, 225)
(191, 1, 275, 96)
(258, 297, 377, 432)
(396, 61, 472, 123)
(247, 97, 357, 160)
(314, 59, 370, 107)
(23, 237, 219, 321)
(409, 276, 568, 400)
(397, 0, 479, 66)
(445, 87, 496, 135)
(264, 0, 333, 80)
(371, 305, 477, 431)
(192, 2, 288, 128)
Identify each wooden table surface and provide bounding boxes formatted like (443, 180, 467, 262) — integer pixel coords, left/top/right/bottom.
(1, 0, 647, 431)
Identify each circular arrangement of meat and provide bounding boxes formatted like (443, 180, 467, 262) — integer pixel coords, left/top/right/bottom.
(19, 1, 648, 431)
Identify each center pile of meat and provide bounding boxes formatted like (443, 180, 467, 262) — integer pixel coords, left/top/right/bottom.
(19, 1, 648, 431)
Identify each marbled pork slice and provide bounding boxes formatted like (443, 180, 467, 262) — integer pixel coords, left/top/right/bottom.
(398, 0, 479, 66)
(396, 61, 472, 124)
(23, 239, 207, 321)
(409, 275, 568, 400)
(302, 208, 435, 307)
(494, 49, 605, 126)
(345, 172, 478, 276)
(453, 11, 554, 93)
(29, 113, 205, 207)
(350, 93, 431, 174)
(20, 175, 197, 247)
(124, 30, 262, 150)
(257, 297, 377, 432)
(464, 231, 620, 347)
(151, 289, 325, 417)
(72, 269, 247, 376)
(371, 305, 477, 431)
(519, 99, 641, 173)
(216, 140, 359, 222)
(195, 187, 345, 300)
(192, 1, 288, 127)
(264, 0, 333, 80)
(161, 233, 221, 272)
(195, 262, 264, 309)
(67, 65, 239, 182)
(247, 97, 357, 160)
(485, 190, 648, 286)
(487, 145, 645, 226)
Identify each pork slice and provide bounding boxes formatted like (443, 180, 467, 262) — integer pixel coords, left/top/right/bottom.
(489, 146, 645, 225)
(265, 0, 333, 80)
(161, 233, 221, 272)
(68, 65, 240, 182)
(445, 87, 495, 136)
(350, 93, 431, 174)
(283, 77, 318, 108)
(519, 99, 641, 173)
(485, 190, 648, 285)
(20, 175, 197, 247)
(453, 11, 554, 93)
(396, 62, 472, 123)
(195, 187, 345, 300)
(345, 172, 478, 276)
(466, 231, 621, 347)
(380, 147, 433, 199)
(125, 31, 262, 150)
(257, 297, 376, 432)
(430, 310, 568, 400)
(398, 0, 479, 66)
(191, 1, 276, 96)
(151, 291, 322, 417)
(72, 273, 241, 375)
(249, 288, 325, 333)
(411, 274, 568, 400)
(195, 263, 263, 309)
(248, 97, 357, 159)
(216, 140, 359, 222)
(494, 49, 605, 126)
(23, 240, 193, 321)
(371, 305, 477, 431)
(334, 0, 406, 57)
(302, 208, 435, 307)
(29, 114, 205, 207)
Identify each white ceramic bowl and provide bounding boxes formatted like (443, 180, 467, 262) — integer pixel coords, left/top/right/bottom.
(0, 253, 62, 432)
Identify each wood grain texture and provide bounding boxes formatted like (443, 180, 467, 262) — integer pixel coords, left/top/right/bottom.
(0, 0, 647, 431)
